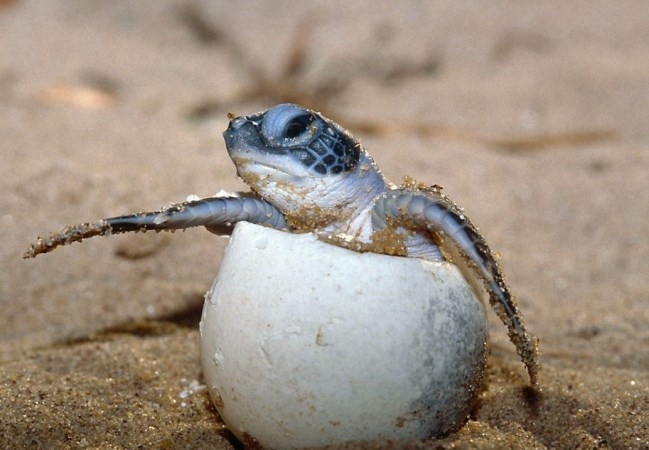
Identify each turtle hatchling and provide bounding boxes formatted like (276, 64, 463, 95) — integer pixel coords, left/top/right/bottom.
(25, 103, 540, 444)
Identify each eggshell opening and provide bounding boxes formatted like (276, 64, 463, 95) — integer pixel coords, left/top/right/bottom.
(200, 222, 488, 449)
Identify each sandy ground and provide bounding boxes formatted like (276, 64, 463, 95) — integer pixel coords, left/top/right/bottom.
(2, 1, 648, 448)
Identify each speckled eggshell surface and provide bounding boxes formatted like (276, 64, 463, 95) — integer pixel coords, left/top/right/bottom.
(200, 222, 488, 449)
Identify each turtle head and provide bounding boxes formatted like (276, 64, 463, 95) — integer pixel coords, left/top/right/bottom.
(224, 104, 361, 177)
(223, 104, 386, 231)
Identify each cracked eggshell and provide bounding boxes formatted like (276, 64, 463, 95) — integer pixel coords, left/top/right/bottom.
(200, 222, 488, 449)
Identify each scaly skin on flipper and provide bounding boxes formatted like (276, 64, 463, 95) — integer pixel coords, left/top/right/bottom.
(371, 181, 539, 385)
(25, 103, 539, 386)
(24, 195, 288, 258)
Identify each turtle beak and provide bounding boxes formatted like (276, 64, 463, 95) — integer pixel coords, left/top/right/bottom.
(224, 118, 258, 156)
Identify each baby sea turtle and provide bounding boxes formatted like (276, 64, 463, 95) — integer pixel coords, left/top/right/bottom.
(25, 103, 539, 386)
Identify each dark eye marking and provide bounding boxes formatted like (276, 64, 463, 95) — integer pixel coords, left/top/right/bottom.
(255, 105, 360, 175)
(291, 148, 317, 166)
(313, 163, 327, 174)
(284, 114, 314, 139)
(323, 155, 336, 165)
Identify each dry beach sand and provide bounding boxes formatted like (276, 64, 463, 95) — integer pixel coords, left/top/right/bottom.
(1, 1, 648, 448)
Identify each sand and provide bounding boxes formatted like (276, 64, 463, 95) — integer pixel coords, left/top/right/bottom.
(1, 1, 648, 448)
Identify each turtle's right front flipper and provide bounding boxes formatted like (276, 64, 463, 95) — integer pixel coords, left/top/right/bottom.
(371, 187, 540, 387)
(24, 195, 289, 258)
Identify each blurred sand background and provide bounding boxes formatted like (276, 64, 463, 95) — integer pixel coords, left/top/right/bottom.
(1, 1, 648, 448)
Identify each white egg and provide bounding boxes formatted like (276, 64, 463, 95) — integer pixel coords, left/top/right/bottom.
(200, 222, 488, 449)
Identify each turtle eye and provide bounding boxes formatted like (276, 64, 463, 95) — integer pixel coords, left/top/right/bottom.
(284, 114, 314, 139)
(260, 104, 320, 148)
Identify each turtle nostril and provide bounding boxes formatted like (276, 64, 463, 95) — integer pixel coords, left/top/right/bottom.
(229, 117, 248, 130)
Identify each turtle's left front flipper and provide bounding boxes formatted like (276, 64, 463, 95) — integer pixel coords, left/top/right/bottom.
(24, 195, 288, 258)
(371, 186, 540, 387)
